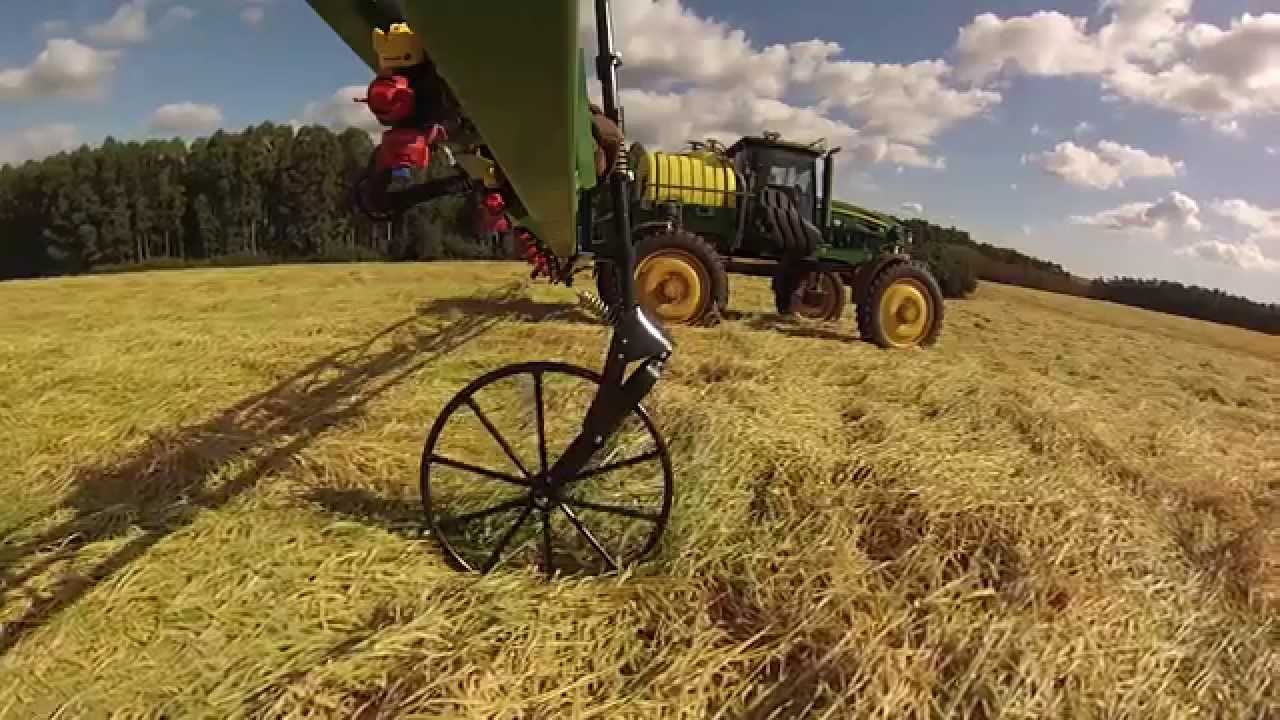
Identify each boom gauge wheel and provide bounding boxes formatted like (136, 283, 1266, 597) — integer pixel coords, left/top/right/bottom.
(420, 362, 674, 576)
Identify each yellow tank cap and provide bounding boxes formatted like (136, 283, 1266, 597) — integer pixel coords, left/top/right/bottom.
(373, 22, 426, 71)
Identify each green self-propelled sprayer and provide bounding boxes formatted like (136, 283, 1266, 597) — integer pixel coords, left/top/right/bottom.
(606, 135, 947, 349)
(306, 0, 676, 577)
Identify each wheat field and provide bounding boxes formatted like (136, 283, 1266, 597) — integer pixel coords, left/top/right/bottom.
(0, 261, 1276, 719)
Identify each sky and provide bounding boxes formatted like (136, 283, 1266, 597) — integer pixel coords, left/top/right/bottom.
(2, 0, 1279, 303)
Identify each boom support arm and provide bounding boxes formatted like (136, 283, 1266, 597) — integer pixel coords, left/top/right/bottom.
(308, 0, 673, 504)
(547, 0, 672, 485)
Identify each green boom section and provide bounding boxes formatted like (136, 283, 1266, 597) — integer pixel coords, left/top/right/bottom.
(304, 0, 395, 72)
(305, 1, 598, 259)
(830, 199, 901, 238)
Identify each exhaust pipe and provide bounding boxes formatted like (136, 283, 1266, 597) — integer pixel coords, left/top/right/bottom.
(821, 146, 842, 239)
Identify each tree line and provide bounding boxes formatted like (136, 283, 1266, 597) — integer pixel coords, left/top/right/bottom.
(1, 121, 1276, 335)
(0, 122, 491, 281)
(900, 217, 1280, 336)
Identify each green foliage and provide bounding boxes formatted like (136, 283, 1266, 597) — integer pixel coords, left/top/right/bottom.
(0, 123, 500, 282)
(895, 215, 1279, 335)
(911, 241, 978, 299)
(1091, 276, 1280, 336)
(4, 122, 1277, 336)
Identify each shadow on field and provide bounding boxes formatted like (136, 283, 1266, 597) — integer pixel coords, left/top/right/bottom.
(741, 313, 858, 343)
(0, 282, 528, 657)
(417, 293, 601, 326)
(306, 487, 424, 537)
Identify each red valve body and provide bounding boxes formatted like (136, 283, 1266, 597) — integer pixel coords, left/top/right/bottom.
(366, 75, 416, 126)
(377, 127, 431, 172)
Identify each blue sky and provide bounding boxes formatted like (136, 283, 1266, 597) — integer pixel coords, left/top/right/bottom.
(2, 1, 1278, 303)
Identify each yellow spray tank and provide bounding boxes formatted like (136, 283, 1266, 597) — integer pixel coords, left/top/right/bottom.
(630, 142, 738, 209)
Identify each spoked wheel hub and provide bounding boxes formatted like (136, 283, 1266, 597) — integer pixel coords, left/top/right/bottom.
(421, 361, 673, 576)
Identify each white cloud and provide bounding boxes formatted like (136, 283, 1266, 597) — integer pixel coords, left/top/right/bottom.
(1210, 198, 1280, 244)
(952, 5, 1280, 128)
(292, 85, 383, 136)
(241, 7, 266, 28)
(1267, 146, 1278, 155)
(1070, 191, 1203, 237)
(1031, 123, 1043, 136)
(1022, 224, 1033, 236)
(86, 1, 150, 46)
(953, 11, 1107, 84)
(616, 86, 945, 172)
(232, 0, 275, 27)
(1177, 239, 1280, 271)
(149, 102, 224, 135)
(788, 51, 1000, 147)
(0, 123, 81, 166)
(1182, 115, 1248, 138)
(901, 202, 924, 215)
(1152, 198, 1280, 271)
(592, 0, 791, 98)
(1096, 0, 1194, 64)
(1211, 118, 1244, 138)
(0, 38, 121, 102)
(38, 19, 71, 36)
(1010, 183, 1019, 191)
(84, 1, 196, 45)
(162, 6, 197, 27)
(1074, 121, 1095, 136)
(1023, 139, 1184, 189)
(575, 0, 993, 172)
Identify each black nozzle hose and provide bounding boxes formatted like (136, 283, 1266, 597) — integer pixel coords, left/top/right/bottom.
(594, 0, 622, 129)
(370, 0, 406, 24)
(356, 170, 475, 222)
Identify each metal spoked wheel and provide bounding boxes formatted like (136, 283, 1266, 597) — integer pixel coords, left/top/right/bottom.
(420, 361, 673, 576)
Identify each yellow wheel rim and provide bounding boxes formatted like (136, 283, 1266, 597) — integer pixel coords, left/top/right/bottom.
(878, 278, 931, 347)
(635, 249, 708, 324)
(792, 272, 841, 319)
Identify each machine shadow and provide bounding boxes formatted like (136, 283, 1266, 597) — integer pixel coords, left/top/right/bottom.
(416, 292, 604, 327)
(305, 487, 424, 538)
(305, 488, 644, 580)
(739, 312, 858, 343)
(0, 284, 523, 657)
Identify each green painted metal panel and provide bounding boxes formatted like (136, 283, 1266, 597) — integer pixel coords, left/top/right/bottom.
(305, 1, 598, 259)
(830, 200, 899, 236)
(818, 245, 874, 267)
(304, 1, 392, 71)
(399, 1, 590, 259)
(573, 52, 599, 198)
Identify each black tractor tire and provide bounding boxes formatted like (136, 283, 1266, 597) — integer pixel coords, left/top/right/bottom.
(759, 186, 822, 256)
(772, 264, 845, 321)
(596, 229, 729, 327)
(855, 260, 945, 349)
